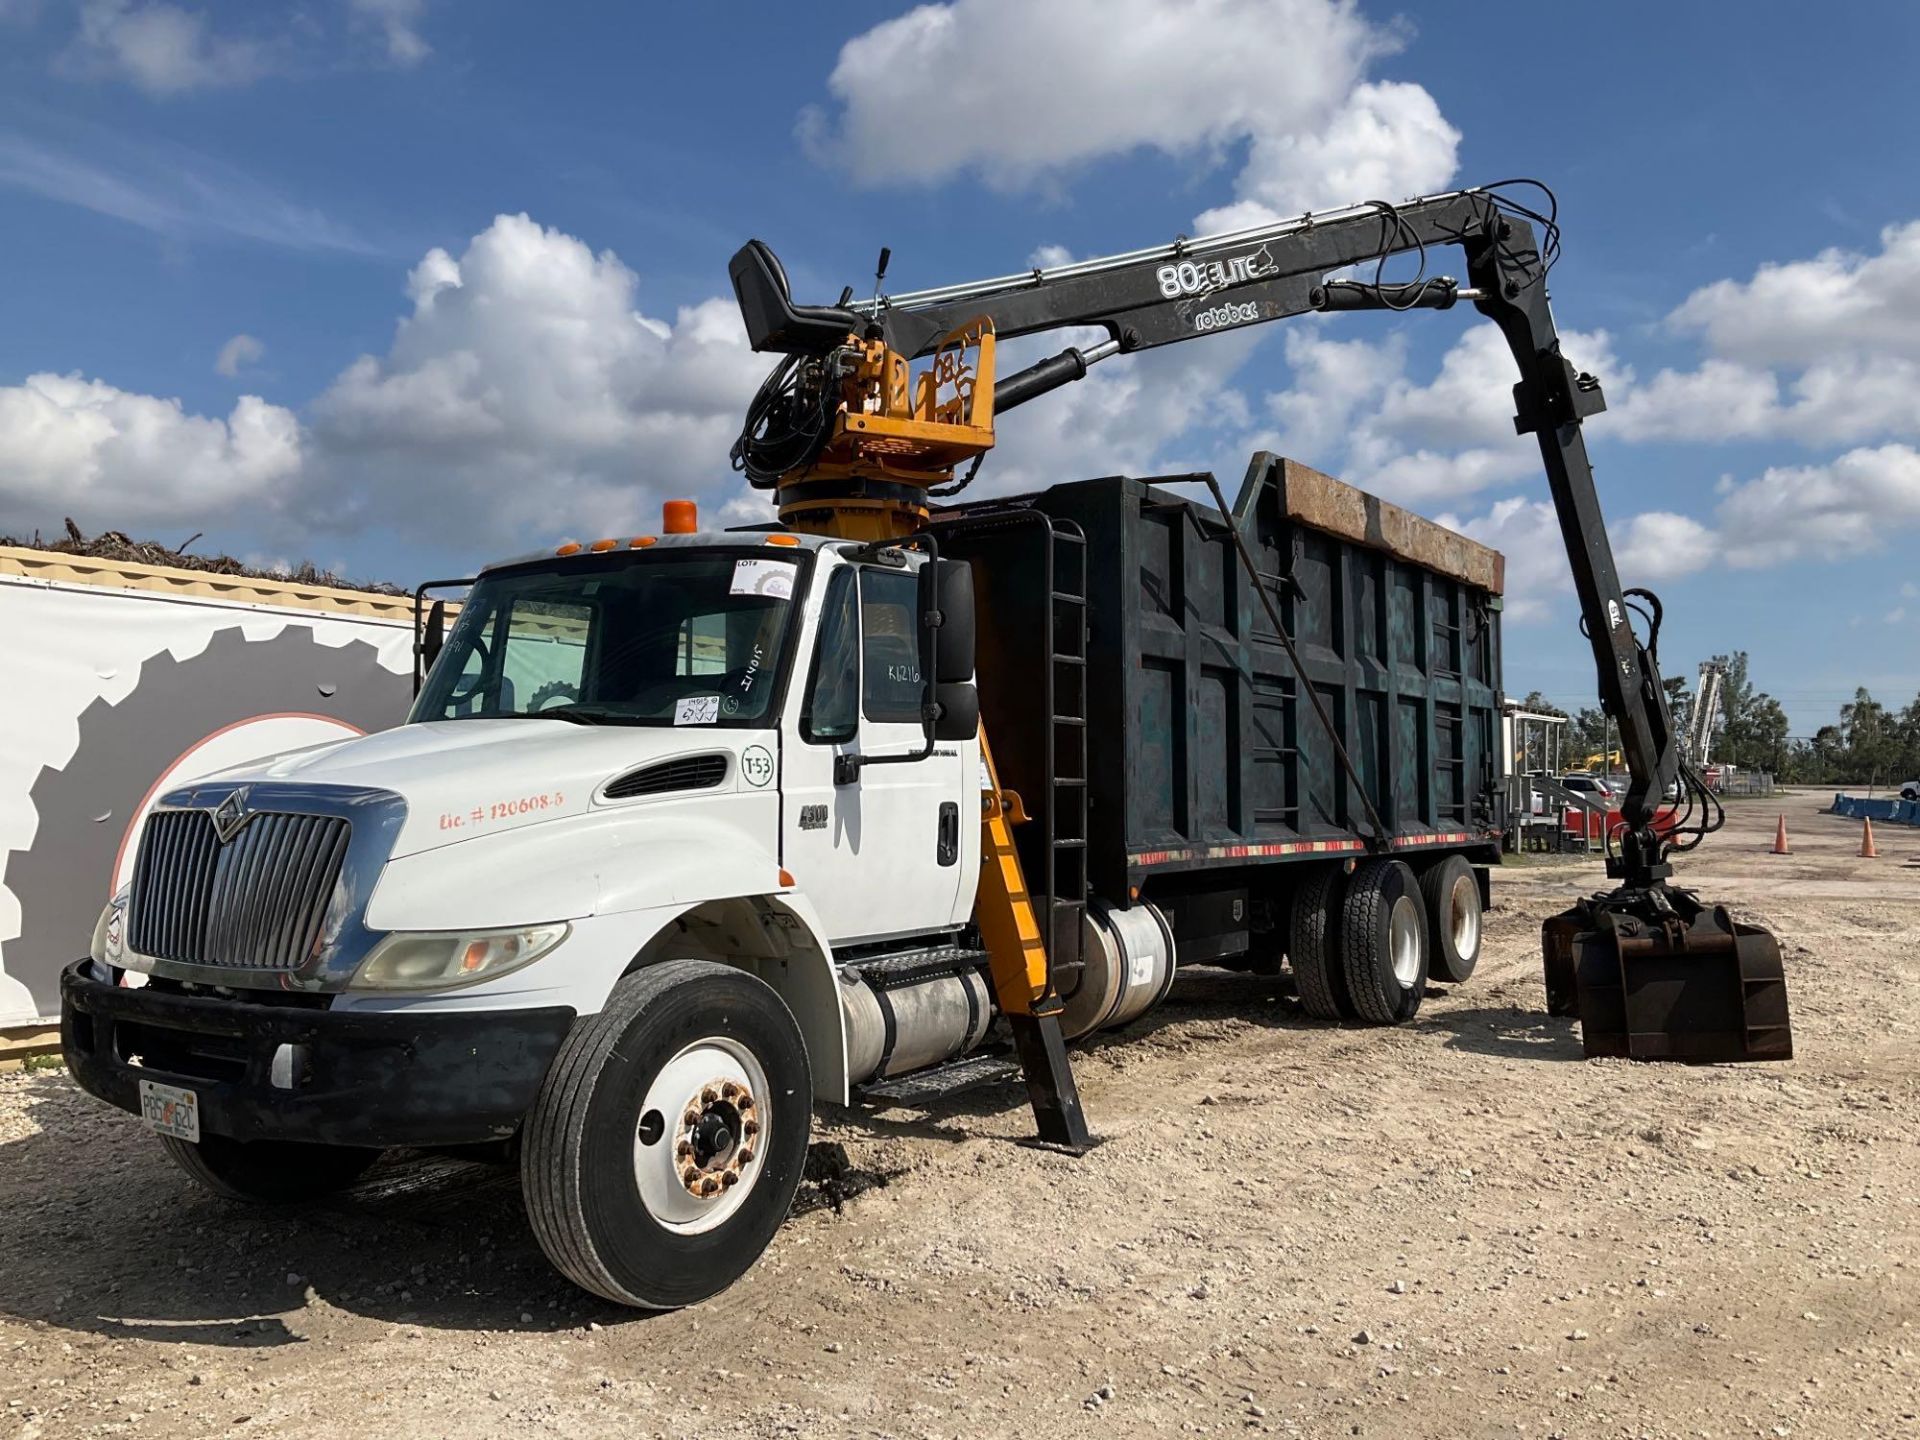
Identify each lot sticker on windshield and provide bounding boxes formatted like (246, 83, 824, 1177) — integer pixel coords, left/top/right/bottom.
(729, 558, 795, 599)
(675, 694, 721, 725)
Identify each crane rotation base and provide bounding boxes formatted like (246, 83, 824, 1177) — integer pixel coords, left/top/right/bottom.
(1541, 886, 1792, 1063)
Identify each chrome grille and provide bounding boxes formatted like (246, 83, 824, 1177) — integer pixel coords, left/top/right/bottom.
(128, 809, 351, 970)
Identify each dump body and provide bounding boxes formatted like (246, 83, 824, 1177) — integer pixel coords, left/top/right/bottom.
(945, 454, 1504, 933)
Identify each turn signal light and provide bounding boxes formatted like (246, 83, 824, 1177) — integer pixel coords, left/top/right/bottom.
(663, 499, 698, 534)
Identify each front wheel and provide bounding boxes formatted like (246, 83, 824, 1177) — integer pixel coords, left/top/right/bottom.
(521, 960, 812, 1309)
(160, 1134, 382, 1203)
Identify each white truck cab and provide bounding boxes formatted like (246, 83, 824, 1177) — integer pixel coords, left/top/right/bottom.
(63, 524, 996, 1309)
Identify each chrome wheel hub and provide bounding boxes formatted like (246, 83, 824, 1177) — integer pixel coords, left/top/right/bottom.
(1388, 895, 1422, 988)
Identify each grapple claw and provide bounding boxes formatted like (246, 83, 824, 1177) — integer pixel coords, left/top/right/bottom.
(1542, 885, 1792, 1063)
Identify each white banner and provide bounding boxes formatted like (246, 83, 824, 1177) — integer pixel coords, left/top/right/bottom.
(0, 575, 414, 1023)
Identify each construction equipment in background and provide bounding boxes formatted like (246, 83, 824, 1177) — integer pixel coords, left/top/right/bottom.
(1685, 661, 1726, 768)
(734, 179, 1791, 1068)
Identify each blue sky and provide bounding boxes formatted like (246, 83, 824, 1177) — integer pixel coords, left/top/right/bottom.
(1, 0, 1916, 731)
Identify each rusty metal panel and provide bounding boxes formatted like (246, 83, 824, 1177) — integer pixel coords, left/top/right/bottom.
(1261, 456, 1505, 595)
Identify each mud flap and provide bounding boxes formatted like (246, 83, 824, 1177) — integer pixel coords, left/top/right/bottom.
(1542, 896, 1793, 1063)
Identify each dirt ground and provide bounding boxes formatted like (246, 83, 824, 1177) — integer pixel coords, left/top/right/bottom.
(2, 789, 1914, 1439)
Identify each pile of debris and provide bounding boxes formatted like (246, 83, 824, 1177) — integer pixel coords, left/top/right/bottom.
(0, 518, 406, 595)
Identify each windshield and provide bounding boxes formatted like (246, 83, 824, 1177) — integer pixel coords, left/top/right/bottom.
(412, 550, 806, 727)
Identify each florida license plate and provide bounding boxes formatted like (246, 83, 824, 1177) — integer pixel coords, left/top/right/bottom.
(138, 1079, 200, 1143)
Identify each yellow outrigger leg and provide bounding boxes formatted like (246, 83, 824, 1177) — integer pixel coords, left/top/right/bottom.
(975, 731, 1091, 1149)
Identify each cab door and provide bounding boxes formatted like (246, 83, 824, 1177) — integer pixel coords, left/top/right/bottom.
(780, 558, 974, 945)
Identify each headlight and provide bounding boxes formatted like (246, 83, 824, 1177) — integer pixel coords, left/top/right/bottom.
(91, 888, 141, 970)
(350, 923, 569, 991)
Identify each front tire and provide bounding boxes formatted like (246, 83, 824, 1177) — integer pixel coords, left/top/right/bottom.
(521, 960, 812, 1309)
(160, 1134, 382, 1203)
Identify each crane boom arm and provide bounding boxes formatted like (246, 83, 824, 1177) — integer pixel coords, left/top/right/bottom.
(731, 184, 1685, 880)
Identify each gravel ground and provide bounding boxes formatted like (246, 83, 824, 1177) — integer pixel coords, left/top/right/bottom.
(2, 788, 1914, 1439)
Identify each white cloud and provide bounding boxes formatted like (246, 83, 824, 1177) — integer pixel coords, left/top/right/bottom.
(1713, 444, 1920, 567)
(1887, 607, 1909, 625)
(214, 333, 264, 377)
(1900, 581, 1919, 600)
(1192, 81, 1460, 234)
(1432, 498, 1718, 622)
(0, 131, 373, 254)
(1259, 322, 1623, 505)
(1610, 510, 1715, 584)
(1433, 497, 1563, 622)
(0, 216, 775, 552)
(309, 213, 770, 544)
(349, 0, 429, 66)
(803, 0, 1457, 226)
(1667, 221, 1920, 366)
(0, 373, 302, 534)
(1611, 353, 1920, 446)
(978, 328, 1259, 500)
(1610, 222, 1920, 448)
(64, 0, 266, 96)
(1433, 445, 1920, 619)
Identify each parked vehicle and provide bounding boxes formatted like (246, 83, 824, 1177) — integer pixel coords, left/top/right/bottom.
(62, 461, 1504, 1308)
(62, 179, 1789, 1312)
(1558, 773, 1619, 801)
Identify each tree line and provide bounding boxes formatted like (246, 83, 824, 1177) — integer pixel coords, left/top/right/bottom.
(1519, 651, 1919, 788)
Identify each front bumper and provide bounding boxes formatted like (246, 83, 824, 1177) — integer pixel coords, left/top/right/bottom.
(61, 962, 574, 1148)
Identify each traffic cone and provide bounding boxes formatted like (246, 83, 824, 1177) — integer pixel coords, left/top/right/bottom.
(1860, 818, 1878, 858)
(1771, 815, 1790, 855)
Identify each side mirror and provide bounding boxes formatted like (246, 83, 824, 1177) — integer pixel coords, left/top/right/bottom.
(933, 682, 979, 742)
(422, 600, 447, 679)
(930, 559, 976, 684)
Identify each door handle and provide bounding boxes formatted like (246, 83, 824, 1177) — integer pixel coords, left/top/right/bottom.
(937, 801, 959, 866)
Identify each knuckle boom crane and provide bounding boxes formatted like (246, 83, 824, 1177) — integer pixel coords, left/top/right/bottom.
(730, 180, 1791, 1072)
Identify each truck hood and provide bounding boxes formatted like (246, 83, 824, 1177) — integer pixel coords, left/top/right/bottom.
(197, 719, 759, 858)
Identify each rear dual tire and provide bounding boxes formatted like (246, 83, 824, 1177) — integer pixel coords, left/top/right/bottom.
(1340, 858, 1429, 1023)
(1419, 854, 1482, 984)
(1288, 858, 1436, 1025)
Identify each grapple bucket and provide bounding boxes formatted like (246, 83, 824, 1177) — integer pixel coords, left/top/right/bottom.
(1542, 896, 1792, 1063)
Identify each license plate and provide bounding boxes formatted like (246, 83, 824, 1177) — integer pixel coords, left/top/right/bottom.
(138, 1079, 200, 1143)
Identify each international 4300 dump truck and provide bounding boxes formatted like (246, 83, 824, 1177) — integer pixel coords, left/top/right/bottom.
(62, 182, 1790, 1309)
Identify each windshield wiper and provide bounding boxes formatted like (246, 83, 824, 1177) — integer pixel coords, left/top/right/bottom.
(524, 705, 646, 726)
(523, 705, 608, 725)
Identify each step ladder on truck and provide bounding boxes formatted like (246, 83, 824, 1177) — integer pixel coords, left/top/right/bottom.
(61, 182, 1791, 1310)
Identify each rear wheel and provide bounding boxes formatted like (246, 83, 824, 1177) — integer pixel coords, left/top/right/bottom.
(1287, 864, 1354, 1021)
(160, 1134, 382, 1203)
(521, 960, 811, 1309)
(1340, 858, 1429, 1024)
(1419, 855, 1482, 984)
